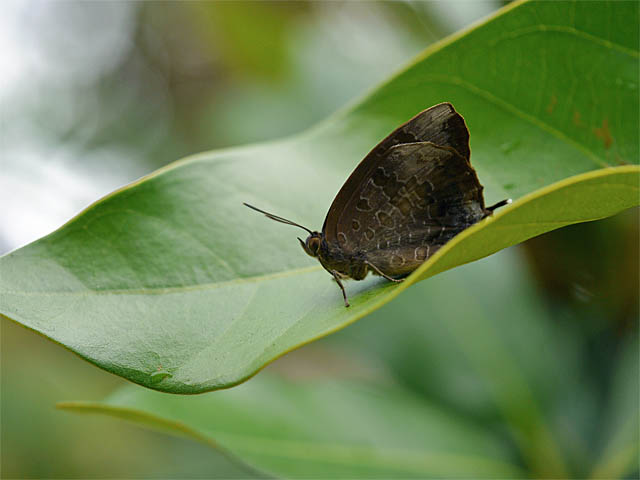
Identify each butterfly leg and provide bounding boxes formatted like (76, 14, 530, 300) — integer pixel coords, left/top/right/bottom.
(485, 198, 512, 214)
(330, 270, 350, 307)
(365, 260, 404, 283)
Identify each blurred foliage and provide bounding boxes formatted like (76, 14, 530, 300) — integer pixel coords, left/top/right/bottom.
(2, 0, 637, 478)
(523, 208, 639, 333)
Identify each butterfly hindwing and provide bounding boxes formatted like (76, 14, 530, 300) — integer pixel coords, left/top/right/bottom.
(329, 141, 486, 276)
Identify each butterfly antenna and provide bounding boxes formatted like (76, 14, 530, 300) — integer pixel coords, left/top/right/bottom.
(243, 203, 313, 234)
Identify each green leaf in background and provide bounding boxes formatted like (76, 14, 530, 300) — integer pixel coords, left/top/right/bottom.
(589, 336, 640, 479)
(1, 0, 638, 393)
(59, 376, 523, 479)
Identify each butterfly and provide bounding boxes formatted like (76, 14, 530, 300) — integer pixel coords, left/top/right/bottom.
(245, 103, 510, 307)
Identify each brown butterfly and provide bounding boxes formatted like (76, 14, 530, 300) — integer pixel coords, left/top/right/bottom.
(245, 103, 510, 307)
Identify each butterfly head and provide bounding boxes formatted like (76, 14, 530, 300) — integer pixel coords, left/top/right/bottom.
(298, 233, 322, 258)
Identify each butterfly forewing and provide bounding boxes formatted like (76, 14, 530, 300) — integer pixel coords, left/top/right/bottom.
(323, 103, 471, 246)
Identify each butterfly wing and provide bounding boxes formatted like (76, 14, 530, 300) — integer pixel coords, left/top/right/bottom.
(350, 142, 487, 276)
(323, 103, 486, 277)
(323, 103, 471, 245)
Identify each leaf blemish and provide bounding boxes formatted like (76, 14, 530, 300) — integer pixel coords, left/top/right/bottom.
(572, 111, 583, 127)
(546, 94, 557, 114)
(150, 365, 173, 383)
(593, 118, 613, 149)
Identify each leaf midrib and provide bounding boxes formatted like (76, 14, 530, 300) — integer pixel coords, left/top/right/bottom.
(0, 265, 322, 297)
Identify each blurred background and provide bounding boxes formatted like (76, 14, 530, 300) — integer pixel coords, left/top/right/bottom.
(1, 1, 637, 478)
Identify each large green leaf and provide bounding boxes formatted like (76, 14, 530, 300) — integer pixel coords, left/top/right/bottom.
(1, 0, 638, 393)
(58, 248, 638, 478)
(59, 375, 523, 479)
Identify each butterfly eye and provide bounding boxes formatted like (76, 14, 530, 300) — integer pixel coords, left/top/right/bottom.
(306, 236, 321, 255)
